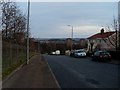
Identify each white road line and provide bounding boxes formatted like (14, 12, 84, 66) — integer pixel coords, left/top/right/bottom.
(44, 56, 61, 89)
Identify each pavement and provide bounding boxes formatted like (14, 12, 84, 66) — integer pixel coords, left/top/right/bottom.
(2, 54, 60, 88)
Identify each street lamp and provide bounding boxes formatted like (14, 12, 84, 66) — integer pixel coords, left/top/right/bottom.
(67, 25, 73, 51)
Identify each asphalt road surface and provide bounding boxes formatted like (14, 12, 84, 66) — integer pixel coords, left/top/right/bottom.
(44, 54, 119, 88)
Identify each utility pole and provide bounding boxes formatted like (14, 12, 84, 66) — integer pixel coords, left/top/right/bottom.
(26, 0, 30, 64)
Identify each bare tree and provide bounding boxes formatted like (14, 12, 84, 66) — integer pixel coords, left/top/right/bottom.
(2, 1, 16, 38)
(1, 0, 27, 44)
(105, 16, 119, 51)
(0, 2, 2, 31)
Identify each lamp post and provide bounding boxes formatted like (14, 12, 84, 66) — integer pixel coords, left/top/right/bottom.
(38, 39, 40, 53)
(67, 25, 73, 51)
(119, 1, 120, 51)
(26, 0, 30, 64)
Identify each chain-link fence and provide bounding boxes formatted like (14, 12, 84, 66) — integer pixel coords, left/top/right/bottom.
(2, 39, 37, 78)
(2, 41, 27, 78)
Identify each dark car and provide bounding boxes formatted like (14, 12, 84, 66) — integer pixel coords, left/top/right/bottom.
(92, 50, 111, 62)
(70, 50, 75, 57)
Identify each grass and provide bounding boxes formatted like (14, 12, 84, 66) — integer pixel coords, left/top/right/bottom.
(2, 59, 25, 79)
(2, 51, 37, 80)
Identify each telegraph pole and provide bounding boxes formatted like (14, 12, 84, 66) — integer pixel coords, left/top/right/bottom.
(26, 0, 30, 64)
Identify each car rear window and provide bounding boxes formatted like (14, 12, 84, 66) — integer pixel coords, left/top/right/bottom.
(100, 52, 110, 55)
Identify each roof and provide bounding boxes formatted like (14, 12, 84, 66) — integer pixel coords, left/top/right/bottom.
(88, 32, 115, 39)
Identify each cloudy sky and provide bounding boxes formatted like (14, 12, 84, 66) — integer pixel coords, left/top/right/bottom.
(18, 2, 118, 38)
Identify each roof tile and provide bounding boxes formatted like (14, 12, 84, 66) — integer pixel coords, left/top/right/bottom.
(88, 32, 115, 39)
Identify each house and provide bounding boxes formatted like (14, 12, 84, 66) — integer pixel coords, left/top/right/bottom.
(88, 28, 117, 51)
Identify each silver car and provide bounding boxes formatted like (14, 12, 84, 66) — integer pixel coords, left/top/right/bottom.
(74, 50, 86, 57)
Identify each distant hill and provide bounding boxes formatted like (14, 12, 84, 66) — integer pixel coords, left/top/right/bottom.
(34, 38, 86, 42)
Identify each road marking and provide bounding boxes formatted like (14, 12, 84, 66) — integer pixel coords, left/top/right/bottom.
(43, 56, 61, 89)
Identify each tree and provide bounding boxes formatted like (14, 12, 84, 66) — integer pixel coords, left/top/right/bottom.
(2, 1, 16, 38)
(1, 0, 27, 44)
(105, 16, 119, 51)
(0, 2, 2, 30)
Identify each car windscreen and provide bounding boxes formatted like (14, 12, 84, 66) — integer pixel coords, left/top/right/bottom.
(76, 51, 85, 53)
(100, 52, 110, 55)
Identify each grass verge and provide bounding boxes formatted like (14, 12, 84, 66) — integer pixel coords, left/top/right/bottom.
(2, 60, 25, 80)
(2, 51, 37, 80)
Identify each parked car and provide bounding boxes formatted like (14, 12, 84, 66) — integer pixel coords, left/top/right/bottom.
(51, 52, 56, 55)
(56, 50, 60, 55)
(74, 50, 86, 57)
(92, 50, 111, 62)
(70, 50, 75, 57)
(70, 49, 86, 58)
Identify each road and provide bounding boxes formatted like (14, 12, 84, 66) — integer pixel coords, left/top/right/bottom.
(44, 54, 119, 88)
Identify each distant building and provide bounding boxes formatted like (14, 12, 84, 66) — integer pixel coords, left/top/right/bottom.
(79, 38, 88, 48)
(48, 39, 65, 44)
(79, 38, 91, 53)
(66, 38, 72, 50)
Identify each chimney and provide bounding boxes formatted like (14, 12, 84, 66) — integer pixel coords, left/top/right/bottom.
(101, 28, 104, 34)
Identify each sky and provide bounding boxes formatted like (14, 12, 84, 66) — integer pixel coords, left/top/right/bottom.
(17, 2, 118, 38)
